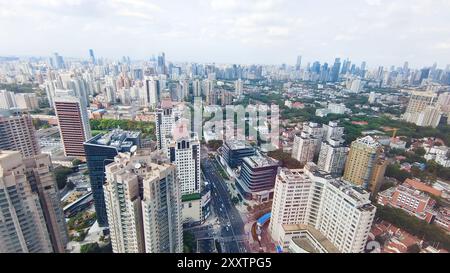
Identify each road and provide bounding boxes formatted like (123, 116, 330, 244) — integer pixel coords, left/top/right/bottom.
(201, 158, 247, 253)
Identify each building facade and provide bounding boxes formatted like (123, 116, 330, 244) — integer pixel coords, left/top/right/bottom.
(0, 114, 40, 158)
(84, 129, 141, 227)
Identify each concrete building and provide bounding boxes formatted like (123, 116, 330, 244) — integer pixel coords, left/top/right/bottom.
(291, 131, 321, 165)
(104, 150, 183, 253)
(221, 140, 256, 169)
(0, 151, 68, 253)
(270, 164, 376, 253)
(343, 136, 385, 190)
(166, 132, 201, 196)
(23, 153, 69, 252)
(235, 79, 243, 97)
(54, 95, 91, 157)
(317, 139, 348, 175)
(0, 114, 40, 158)
(155, 99, 175, 150)
(236, 155, 279, 201)
(402, 91, 442, 128)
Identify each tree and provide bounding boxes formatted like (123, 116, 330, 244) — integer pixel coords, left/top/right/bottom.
(268, 149, 303, 169)
(72, 159, 83, 166)
(80, 243, 101, 253)
(53, 166, 74, 189)
(407, 244, 421, 253)
(183, 231, 196, 253)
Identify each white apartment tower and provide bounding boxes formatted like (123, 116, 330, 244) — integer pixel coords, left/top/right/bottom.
(270, 164, 376, 253)
(166, 132, 201, 195)
(156, 99, 176, 150)
(317, 139, 348, 175)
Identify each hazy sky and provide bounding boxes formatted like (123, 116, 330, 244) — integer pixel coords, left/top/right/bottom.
(1, 0, 450, 68)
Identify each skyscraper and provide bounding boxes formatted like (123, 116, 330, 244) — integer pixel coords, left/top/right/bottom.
(54, 94, 91, 157)
(84, 129, 141, 227)
(330, 58, 341, 82)
(156, 99, 175, 150)
(291, 122, 324, 165)
(0, 113, 40, 158)
(295, 55, 302, 71)
(166, 132, 201, 196)
(235, 79, 243, 97)
(343, 136, 385, 190)
(143, 77, 160, 109)
(104, 150, 182, 253)
(89, 49, 96, 65)
(23, 153, 69, 252)
(0, 151, 68, 253)
(317, 139, 348, 175)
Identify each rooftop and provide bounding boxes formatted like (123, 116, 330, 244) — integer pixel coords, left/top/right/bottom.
(283, 224, 340, 253)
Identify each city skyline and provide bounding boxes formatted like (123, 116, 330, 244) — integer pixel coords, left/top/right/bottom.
(1, 0, 450, 67)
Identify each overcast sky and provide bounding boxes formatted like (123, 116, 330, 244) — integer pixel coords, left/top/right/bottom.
(1, 0, 450, 68)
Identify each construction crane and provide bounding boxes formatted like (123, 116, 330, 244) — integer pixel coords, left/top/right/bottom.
(384, 128, 399, 138)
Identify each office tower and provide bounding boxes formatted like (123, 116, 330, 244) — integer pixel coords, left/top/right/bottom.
(89, 49, 96, 65)
(156, 99, 175, 150)
(221, 140, 256, 168)
(235, 79, 243, 96)
(52, 53, 65, 70)
(402, 91, 442, 128)
(295, 55, 302, 71)
(104, 150, 182, 253)
(0, 90, 17, 109)
(270, 165, 376, 253)
(343, 136, 385, 189)
(166, 132, 201, 196)
(157, 52, 166, 75)
(192, 79, 201, 97)
(330, 58, 341, 82)
(23, 153, 69, 252)
(0, 114, 40, 158)
(143, 77, 160, 108)
(317, 139, 348, 175)
(236, 155, 279, 201)
(54, 94, 91, 157)
(0, 151, 68, 253)
(84, 129, 141, 227)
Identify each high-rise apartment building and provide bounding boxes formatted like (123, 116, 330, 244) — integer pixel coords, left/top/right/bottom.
(84, 129, 141, 227)
(23, 153, 69, 252)
(402, 91, 442, 128)
(235, 79, 243, 97)
(317, 139, 348, 175)
(104, 150, 182, 253)
(166, 132, 201, 196)
(0, 151, 68, 253)
(343, 136, 385, 190)
(0, 113, 40, 158)
(156, 99, 175, 150)
(270, 164, 376, 253)
(291, 131, 321, 165)
(54, 94, 91, 158)
(192, 79, 201, 97)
